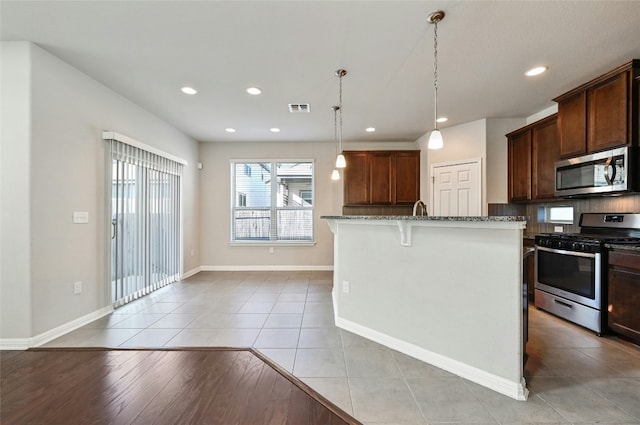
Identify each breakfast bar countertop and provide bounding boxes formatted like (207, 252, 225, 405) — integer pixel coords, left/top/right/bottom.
(320, 215, 528, 222)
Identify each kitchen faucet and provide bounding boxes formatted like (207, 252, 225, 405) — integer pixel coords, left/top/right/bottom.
(412, 200, 427, 216)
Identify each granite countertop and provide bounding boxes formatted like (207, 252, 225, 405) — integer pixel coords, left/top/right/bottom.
(320, 215, 528, 222)
(605, 243, 640, 253)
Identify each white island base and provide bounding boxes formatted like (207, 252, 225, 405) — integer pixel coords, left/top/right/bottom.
(323, 215, 529, 401)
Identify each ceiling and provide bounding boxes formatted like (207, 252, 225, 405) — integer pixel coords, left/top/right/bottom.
(2, 1, 640, 144)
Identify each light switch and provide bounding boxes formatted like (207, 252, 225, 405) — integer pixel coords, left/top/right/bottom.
(73, 211, 89, 224)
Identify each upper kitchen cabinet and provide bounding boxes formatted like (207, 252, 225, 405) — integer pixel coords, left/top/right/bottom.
(507, 114, 559, 202)
(394, 152, 420, 204)
(343, 150, 419, 207)
(554, 60, 640, 157)
(343, 151, 369, 205)
(507, 128, 532, 202)
(557, 91, 587, 157)
(532, 115, 560, 199)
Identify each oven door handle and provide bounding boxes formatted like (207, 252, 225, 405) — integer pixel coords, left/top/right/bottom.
(553, 298, 573, 309)
(535, 245, 598, 259)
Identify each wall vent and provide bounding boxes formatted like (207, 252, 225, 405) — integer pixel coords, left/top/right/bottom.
(288, 103, 310, 113)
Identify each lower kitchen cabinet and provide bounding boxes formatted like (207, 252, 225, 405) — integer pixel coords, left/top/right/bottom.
(608, 250, 640, 344)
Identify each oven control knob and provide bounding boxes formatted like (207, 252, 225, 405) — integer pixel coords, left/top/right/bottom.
(558, 241, 565, 249)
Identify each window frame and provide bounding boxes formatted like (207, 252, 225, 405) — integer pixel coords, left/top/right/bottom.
(537, 205, 575, 225)
(229, 159, 316, 246)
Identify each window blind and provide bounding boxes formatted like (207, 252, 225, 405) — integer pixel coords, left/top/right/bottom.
(109, 138, 183, 307)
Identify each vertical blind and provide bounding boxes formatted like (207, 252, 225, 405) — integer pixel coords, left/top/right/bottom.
(110, 139, 183, 307)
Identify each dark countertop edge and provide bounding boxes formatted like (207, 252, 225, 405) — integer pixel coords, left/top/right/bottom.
(320, 215, 529, 222)
(605, 243, 640, 252)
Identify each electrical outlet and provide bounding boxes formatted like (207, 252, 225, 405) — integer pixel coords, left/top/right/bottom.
(342, 280, 350, 293)
(554, 226, 564, 233)
(73, 281, 82, 295)
(269, 247, 274, 254)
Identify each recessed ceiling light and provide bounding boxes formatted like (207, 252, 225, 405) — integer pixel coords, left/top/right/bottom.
(270, 128, 280, 133)
(436, 117, 448, 123)
(525, 66, 548, 77)
(181, 86, 197, 95)
(225, 128, 236, 133)
(365, 127, 376, 132)
(246, 87, 262, 95)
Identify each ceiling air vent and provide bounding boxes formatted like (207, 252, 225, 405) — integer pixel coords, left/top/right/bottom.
(288, 103, 310, 113)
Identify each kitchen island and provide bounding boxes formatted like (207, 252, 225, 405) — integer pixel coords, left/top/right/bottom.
(322, 215, 529, 400)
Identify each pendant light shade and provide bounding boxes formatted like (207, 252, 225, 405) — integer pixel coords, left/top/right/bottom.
(427, 129, 443, 150)
(427, 11, 445, 150)
(335, 153, 346, 168)
(331, 169, 340, 181)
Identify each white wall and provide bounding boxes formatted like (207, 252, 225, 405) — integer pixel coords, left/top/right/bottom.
(199, 141, 340, 269)
(486, 118, 526, 204)
(1, 42, 200, 339)
(417, 119, 488, 214)
(199, 140, 418, 269)
(1, 42, 33, 339)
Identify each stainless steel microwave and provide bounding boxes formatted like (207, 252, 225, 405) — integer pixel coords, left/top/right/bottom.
(555, 146, 636, 197)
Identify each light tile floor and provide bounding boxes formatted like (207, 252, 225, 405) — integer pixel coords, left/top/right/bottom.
(44, 271, 640, 425)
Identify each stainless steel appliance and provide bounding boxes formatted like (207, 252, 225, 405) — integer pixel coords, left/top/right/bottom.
(555, 146, 637, 197)
(535, 213, 640, 334)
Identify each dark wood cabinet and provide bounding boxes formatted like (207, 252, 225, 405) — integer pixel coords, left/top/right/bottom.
(343, 152, 369, 205)
(532, 116, 560, 199)
(608, 250, 640, 344)
(368, 153, 393, 205)
(507, 129, 532, 202)
(343, 150, 419, 207)
(557, 92, 587, 157)
(507, 114, 559, 202)
(588, 72, 629, 152)
(394, 152, 420, 204)
(555, 60, 639, 157)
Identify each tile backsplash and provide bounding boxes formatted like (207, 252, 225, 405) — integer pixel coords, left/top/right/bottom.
(489, 193, 640, 236)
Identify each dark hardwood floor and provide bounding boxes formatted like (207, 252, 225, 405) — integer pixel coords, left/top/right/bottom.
(0, 348, 360, 425)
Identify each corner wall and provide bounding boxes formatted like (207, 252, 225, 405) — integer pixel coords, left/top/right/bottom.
(1, 42, 33, 339)
(1, 42, 200, 340)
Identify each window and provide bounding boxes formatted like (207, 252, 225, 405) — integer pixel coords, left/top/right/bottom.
(237, 192, 247, 207)
(299, 190, 312, 205)
(538, 206, 574, 224)
(231, 161, 314, 242)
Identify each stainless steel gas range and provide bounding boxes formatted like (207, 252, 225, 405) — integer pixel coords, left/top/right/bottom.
(534, 213, 640, 335)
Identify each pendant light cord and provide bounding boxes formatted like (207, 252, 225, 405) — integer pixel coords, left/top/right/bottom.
(334, 106, 339, 156)
(433, 17, 439, 131)
(338, 73, 344, 153)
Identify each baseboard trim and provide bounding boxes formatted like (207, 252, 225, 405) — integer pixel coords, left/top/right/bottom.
(0, 306, 114, 350)
(200, 265, 333, 272)
(181, 266, 202, 280)
(335, 316, 529, 401)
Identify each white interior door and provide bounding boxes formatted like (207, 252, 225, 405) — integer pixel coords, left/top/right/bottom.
(430, 159, 481, 216)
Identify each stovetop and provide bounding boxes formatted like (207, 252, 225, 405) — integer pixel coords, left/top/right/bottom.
(535, 213, 640, 253)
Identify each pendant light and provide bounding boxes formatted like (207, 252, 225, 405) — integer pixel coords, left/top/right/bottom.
(335, 69, 347, 168)
(427, 11, 445, 150)
(331, 105, 341, 181)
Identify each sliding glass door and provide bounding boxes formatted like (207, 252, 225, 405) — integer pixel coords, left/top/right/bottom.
(110, 141, 181, 307)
